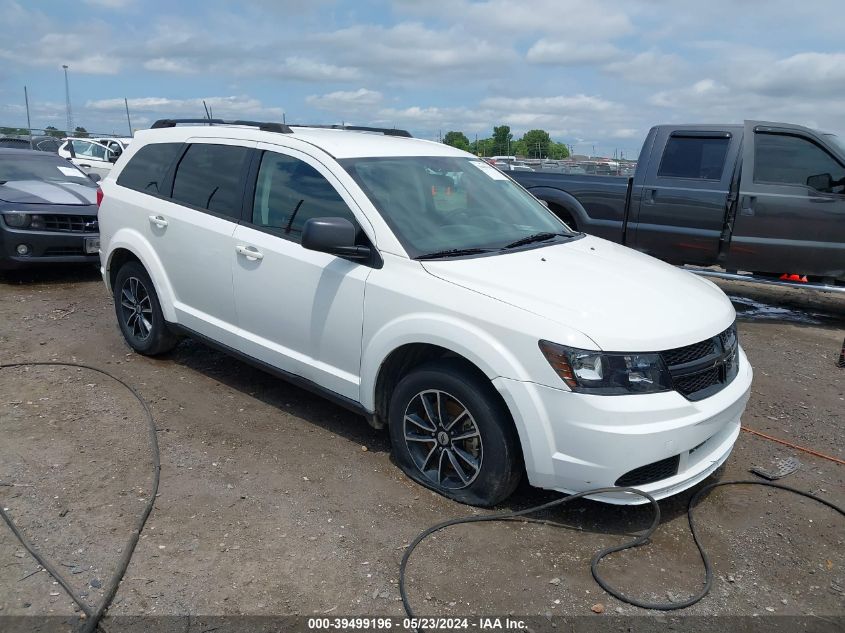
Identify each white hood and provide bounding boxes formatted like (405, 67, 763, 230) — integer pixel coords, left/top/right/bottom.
(422, 235, 735, 351)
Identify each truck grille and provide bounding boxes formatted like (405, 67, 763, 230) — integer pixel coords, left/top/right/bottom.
(661, 323, 739, 401)
(42, 215, 98, 233)
(615, 455, 680, 487)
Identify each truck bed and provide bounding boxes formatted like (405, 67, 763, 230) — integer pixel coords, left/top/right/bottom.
(509, 171, 630, 241)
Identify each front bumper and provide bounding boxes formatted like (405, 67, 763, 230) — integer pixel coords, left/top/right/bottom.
(0, 226, 99, 269)
(494, 347, 753, 504)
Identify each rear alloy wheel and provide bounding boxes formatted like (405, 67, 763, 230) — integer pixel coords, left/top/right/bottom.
(389, 360, 522, 506)
(113, 261, 179, 356)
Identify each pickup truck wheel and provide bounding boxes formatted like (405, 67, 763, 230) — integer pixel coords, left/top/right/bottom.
(113, 261, 179, 356)
(388, 360, 522, 506)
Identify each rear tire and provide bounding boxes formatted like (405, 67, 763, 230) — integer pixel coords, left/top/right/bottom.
(388, 360, 522, 506)
(113, 261, 179, 356)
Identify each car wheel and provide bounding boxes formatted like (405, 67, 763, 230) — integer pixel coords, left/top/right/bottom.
(113, 261, 178, 356)
(388, 360, 522, 506)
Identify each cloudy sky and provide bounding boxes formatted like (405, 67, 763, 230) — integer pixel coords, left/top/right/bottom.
(1, 0, 842, 156)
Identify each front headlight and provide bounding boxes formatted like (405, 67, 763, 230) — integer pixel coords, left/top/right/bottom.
(3, 212, 30, 228)
(539, 340, 672, 395)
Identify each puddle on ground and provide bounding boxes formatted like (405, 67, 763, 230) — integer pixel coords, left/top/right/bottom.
(729, 295, 841, 326)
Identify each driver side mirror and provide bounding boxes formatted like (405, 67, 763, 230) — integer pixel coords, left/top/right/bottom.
(806, 172, 832, 192)
(88, 173, 101, 183)
(107, 149, 120, 163)
(301, 217, 371, 260)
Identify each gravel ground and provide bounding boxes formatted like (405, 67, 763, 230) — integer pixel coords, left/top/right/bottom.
(0, 266, 842, 627)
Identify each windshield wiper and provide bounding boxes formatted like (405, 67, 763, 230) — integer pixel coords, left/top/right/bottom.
(501, 232, 565, 250)
(415, 247, 494, 260)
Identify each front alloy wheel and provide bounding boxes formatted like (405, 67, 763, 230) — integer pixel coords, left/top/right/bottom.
(389, 360, 522, 506)
(403, 389, 483, 490)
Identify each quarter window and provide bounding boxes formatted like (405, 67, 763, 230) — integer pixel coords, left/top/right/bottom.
(116, 142, 182, 195)
(754, 133, 845, 194)
(658, 136, 730, 180)
(171, 143, 250, 219)
(251, 151, 357, 239)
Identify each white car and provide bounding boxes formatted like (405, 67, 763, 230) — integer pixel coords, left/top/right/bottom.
(97, 119, 752, 506)
(58, 137, 129, 178)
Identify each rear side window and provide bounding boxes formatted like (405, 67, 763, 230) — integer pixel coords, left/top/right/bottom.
(754, 133, 845, 194)
(171, 143, 250, 219)
(117, 142, 182, 195)
(658, 136, 730, 180)
(251, 151, 356, 239)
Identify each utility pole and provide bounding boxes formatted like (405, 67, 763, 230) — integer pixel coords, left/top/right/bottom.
(62, 65, 73, 134)
(124, 97, 132, 136)
(24, 86, 32, 134)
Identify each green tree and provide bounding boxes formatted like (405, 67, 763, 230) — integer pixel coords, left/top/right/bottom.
(443, 130, 470, 151)
(73, 126, 89, 138)
(521, 129, 552, 158)
(492, 125, 512, 155)
(44, 126, 67, 138)
(547, 141, 571, 159)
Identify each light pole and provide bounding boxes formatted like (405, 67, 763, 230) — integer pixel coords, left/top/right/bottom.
(62, 65, 73, 135)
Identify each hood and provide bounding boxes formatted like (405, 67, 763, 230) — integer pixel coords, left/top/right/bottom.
(422, 235, 735, 351)
(0, 180, 96, 205)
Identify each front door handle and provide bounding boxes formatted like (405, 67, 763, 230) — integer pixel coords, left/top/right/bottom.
(148, 215, 168, 228)
(236, 244, 264, 261)
(740, 196, 756, 216)
(645, 188, 657, 204)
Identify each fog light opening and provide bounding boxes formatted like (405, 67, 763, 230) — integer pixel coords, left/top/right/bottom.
(15, 243, 32, 256)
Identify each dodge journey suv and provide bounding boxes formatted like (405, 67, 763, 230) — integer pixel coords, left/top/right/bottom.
(98, 119, 752, 506)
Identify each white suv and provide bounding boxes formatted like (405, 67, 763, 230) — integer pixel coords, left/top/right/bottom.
(98, 119, 752, 506)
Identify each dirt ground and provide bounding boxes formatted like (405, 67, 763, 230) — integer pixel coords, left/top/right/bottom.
(0, 266, 842, 627)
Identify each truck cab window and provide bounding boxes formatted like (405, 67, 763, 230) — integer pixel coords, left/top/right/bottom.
(658, 136, 729, 180)
(754, 133, 845, 194)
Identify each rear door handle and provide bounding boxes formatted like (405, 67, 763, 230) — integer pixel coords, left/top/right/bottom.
(148, 214, 168, 228)
(645, 188, 657, 204)
(78, 163, 91, 169)
(236, 244, 264, 260)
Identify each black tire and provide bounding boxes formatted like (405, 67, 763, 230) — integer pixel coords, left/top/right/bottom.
(113, 261, 179, 356)
(388, 360, 522, 506)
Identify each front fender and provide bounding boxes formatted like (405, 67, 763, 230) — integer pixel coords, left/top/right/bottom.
(360, 312, 533, 412)
(105, 228, 178, 322)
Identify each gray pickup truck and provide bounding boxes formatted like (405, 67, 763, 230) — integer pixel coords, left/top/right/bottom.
(509, 120, 845, 291)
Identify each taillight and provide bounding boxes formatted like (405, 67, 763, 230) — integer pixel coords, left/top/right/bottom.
(96, 188, 104, 208)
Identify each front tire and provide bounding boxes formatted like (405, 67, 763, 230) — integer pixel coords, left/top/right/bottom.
(388, 360, 522, 506)
(113, 261, 179, 356)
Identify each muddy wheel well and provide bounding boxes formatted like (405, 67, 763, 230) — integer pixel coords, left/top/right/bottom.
(108, 249, 142, 289)
(547, 201, 578, 231)
(372, 343, 505, 430)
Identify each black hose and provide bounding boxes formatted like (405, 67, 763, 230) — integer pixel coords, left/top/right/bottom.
(0, 361, 160, 633)
(400, 481, 845, 624)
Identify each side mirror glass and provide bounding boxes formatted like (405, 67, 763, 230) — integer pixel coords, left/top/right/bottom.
(806, 173, 832, 192)
(107, 150, 119, 163)
(301, 217, 370, 260)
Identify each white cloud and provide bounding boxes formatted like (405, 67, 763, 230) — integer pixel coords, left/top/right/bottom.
(85, 95, 285, 120)
(82, 0, 132, 7)
(602, 50, 685, 85)
(526, 40, 621, 65)
(306, 89, 383, 110)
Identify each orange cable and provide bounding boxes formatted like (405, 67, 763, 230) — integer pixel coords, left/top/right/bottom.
(741, 426, 845, 466)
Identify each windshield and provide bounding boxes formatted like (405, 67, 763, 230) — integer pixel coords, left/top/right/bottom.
(0, 155, 95, 186)
(340, 156, 575, 258)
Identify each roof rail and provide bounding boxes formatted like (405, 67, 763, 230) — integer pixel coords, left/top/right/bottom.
(150, 118, 293, 134)
(290, 124, 412, 138)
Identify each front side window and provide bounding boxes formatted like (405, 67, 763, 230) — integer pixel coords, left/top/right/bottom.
(340, 156, 573, 258)
(754, 133, 845, 194)
(171, 143, 250, 219)
(116, 142, 182, 195)
(251, 151, 357, 239)
(657, 136, 730, 180)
